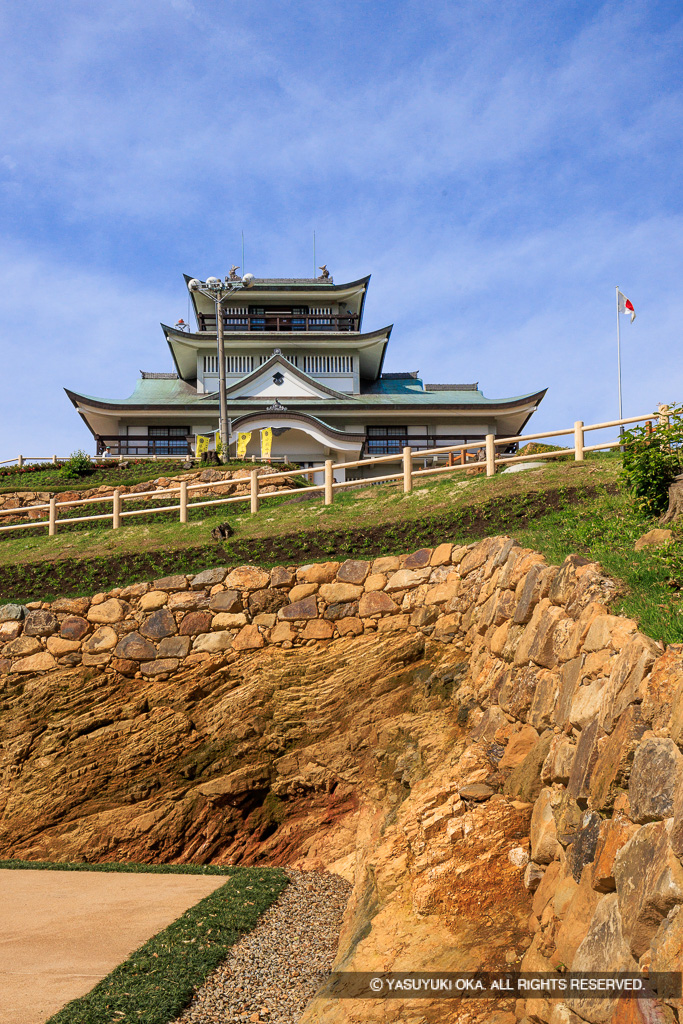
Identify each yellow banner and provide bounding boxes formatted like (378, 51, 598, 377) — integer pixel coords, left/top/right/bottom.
(215, 434, 223, 456)
(196, 435, 209, 458)
(261, 427, 273, 461)
(237, 431, 252, 459)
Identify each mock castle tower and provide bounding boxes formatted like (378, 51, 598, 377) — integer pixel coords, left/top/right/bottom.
(66, 268, 546, 479)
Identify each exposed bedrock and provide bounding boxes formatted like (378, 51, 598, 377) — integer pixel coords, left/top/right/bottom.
(3, 536, 683, 1022)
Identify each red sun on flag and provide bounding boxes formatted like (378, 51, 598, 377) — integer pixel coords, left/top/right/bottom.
(617, 290, 636, 322)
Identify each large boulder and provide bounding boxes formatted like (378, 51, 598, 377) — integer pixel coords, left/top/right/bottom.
(114, 632, 157, 662)
(591, 814, 639, 894)
(530, 787, 561, 864)
(588, 705, 646, 813)
(629, 737, 683, 824)
(503, 730, 553, 803)
(248, 589, 289, 616)
(23, 610, 59, 637)
(568, 894, 637, 1023)
(140, 608, 177, 640)
(614, 820, 683, 958)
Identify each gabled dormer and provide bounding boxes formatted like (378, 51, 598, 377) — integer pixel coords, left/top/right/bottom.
(201, 352, 354, 402)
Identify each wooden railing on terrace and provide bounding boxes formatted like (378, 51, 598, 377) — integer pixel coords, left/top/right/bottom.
(95, 436, 193, 457)
(197, 313, 358, 332)
(0, 412, 662, 538)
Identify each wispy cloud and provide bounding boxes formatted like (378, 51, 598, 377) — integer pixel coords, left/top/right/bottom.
(0, 0, 681, 453)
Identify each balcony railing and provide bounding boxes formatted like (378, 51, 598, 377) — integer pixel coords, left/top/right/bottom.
(361, 434, 519, 459)
(197, 312, 358, 333)
(96, 435, 193, 457)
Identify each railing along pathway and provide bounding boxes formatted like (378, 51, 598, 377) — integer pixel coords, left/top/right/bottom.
(0, 412, 662, 537)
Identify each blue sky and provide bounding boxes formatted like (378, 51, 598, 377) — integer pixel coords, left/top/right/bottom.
(1, 0, 681, 456)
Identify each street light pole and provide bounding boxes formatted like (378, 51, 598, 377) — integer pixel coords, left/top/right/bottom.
(215, 291, 229, 457)
(188, 273, 254, 461)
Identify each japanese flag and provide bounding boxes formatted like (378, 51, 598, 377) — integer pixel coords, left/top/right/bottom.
(617, 290, 636, 322)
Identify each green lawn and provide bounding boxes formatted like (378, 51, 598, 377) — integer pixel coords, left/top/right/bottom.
(0, 860, 288, 1024)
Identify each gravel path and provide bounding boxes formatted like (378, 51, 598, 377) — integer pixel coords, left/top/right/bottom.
(175, 869, 352, 1024)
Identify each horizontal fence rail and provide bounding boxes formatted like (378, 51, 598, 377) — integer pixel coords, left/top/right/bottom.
(0, 410, 664, 537)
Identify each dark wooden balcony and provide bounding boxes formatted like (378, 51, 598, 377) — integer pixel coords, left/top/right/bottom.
(96, 435, 193, 457)
(197, 312, 358, 333)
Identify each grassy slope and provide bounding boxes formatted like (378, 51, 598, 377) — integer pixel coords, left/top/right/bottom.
(0, 458, 285, 495)
(1, 453, 682, 642)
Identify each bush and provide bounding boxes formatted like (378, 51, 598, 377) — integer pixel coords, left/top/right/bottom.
(61, 450, 92, 480)
(620, 405, 683, 516)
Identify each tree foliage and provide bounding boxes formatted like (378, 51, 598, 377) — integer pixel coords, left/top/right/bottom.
(61, 449, 92, 480)
(620, 405, 683, 516)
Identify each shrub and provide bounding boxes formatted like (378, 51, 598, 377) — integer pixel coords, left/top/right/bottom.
(61, 450, 92, 480)
(620, 405, 683, 516)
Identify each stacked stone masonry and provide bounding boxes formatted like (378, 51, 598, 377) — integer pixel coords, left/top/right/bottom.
(4, 534, 683, 1022)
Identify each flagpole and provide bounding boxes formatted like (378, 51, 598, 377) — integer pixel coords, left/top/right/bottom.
(616, 285, 623, 438)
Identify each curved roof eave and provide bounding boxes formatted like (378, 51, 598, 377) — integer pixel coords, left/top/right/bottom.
(64, 386, 547, 415)
(230, 409, 366, 443)
(182, 273, 371, 293)
(161, 322, 391, 345)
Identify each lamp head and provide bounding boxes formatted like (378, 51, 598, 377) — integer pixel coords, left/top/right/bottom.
(241, 273, 255, 288)
(188, 278, 201, 291)
(205, 276, 221, 290)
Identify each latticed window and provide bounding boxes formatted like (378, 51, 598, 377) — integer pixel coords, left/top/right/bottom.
(227, 355, 254, 373)
(203, 355, 254, 373)
(366, 426, 408, 455)
(148, 426, 190, 455)
(302, 354, 353, 374)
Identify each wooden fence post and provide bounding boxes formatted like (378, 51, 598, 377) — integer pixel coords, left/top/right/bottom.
(112, 489, 121, 529)
(48, 497, 56, 537)
(250, 469, 259, 514)
(574, 421, 584, 461)
(52, 455, 58, 465)
(18, 455, 23, 468)
(324, 460, 333, 505)
(659, 403, 671, 427)
(485, 434, 496, 477)
(403, 447, 413, 493)
(179, 480, 188, 523)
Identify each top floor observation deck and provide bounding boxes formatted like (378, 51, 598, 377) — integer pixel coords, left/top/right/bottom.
(196, 309, 359, 332)
(186, 273, 370, 335)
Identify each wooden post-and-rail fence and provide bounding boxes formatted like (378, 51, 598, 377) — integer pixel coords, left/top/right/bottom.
(0, 410, 666, 538)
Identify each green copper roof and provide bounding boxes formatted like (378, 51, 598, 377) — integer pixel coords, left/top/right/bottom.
(66, 373, 546, 411)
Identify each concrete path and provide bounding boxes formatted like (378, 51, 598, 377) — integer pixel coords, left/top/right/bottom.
(0, 868, 227, 1024)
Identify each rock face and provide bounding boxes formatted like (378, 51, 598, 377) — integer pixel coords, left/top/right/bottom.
(3, 536, 683, 1023)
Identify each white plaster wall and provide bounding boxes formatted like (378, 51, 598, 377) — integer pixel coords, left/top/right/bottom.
(434, 422, 485, 435)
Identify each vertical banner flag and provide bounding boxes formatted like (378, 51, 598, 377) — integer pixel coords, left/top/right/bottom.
(261, 427, 273, 461)
(215, 434, 223, 456)
(617, 290, 636, 322)
(237, 431, 252, 459)
(195, 435, 209, 458)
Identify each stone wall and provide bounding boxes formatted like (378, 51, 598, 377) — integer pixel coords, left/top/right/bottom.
(0, 543, 491, 677)
(3, 535, 683, 1022)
